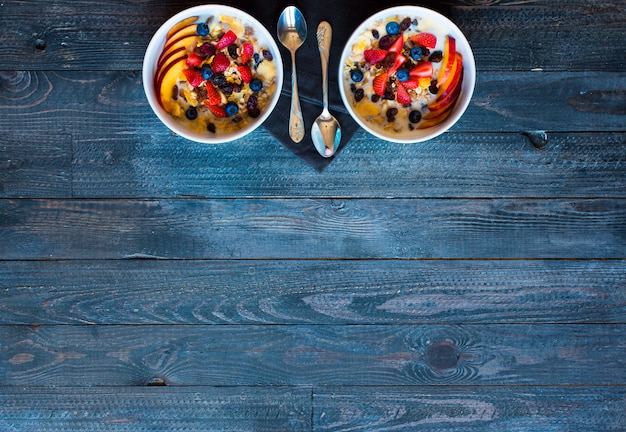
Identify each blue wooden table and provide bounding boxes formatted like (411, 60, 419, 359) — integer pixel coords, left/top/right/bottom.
(1, 1, 625, 430)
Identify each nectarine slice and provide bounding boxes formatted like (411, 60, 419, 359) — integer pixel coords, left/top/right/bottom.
(156, 57, 186, 109)
(166, 16, 199, 41)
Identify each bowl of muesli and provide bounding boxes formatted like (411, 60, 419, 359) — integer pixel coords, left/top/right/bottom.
(143, 5, 283, 143)
(339, 6, 475, 143)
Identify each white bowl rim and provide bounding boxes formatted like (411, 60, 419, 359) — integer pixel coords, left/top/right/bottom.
(143, 4, 284, 144)
(338, 5, 476, 143)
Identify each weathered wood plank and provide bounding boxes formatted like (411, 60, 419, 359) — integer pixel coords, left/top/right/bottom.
(0, 71, 623, 137)
(71, 131, 626, 199)
(313, 386, 626, 431)
(1, 260, 625, 325)
(0, 386, 312, 432)
(0, 0, 623, 72)
(1, 324, 624, 386)
(0, 198, 624, 260)
(0, 131, 71, 198)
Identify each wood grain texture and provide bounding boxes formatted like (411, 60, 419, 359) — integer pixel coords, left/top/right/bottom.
(0, 70, 623, 136)
(0, 0, 623, 72)
(0, 386, 312, 432)
(1, 260, 625, 325)
(313, 386, 626, 431)
(1, 324, 624, 386)
(71, 131, 626, 199)
(1, 198, 624, 260)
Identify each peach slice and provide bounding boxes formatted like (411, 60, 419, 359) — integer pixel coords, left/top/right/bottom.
(156, 57, 186, 109)
(428, 61, 464, 113)
(437, 36, 456, 87)
(160, 33, 197, 60)
(156, 48, 188, 88)
(166, 17, 199, 41)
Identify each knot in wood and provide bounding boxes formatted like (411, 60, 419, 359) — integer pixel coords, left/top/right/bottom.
(424, 341, 461, 371)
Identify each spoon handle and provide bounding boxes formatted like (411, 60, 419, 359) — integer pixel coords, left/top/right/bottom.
(289, 51, 305, 143)
(316, 21, 332, 111)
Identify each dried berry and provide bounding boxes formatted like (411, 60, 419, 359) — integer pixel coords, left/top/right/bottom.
(227, 43, 239, 59)
(400, 17, 411, 32)
(371, 29, 380, 39)
(383, 90, 395, 100)
(378, 35, 392, 50)
(429, 79, 439, 94)
(428, 51, 443, 62)
(386, 107, 398, 119)
(248, 107, 260, 118)
(207, 122, 216, 133)
(246, 95, 258, 110)
(171, 85, 178, 101)
(262, 49, 273, 61)
(371, 94, 381, 103)
(354, 88, 364, 102)
(350, 83, 357, 93)
(383, 52, 396, 68)
(200, 42, 216, 57)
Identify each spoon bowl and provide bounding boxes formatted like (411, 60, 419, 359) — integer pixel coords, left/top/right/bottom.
(277, 6, 307, 143)
(312, 21, 341, 158)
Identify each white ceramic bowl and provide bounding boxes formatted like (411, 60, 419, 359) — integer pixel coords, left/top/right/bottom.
(338, 6, 475, 143)
(143, 5, 283, 143)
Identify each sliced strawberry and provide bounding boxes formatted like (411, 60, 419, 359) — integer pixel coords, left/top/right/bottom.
(410, 32, 437, 49)
(409, 61, 433, 78)
(212, 52, 230, 73)
(240, 42, 254, 64)
(388, 34, 404, 54)
(237, 65, 253, 83)
(205, 83, 222, 106)
(372, 72, 387, 96)
(388, 54, 407, 76)
(400, 78, 420, 89)
(396, 83, 412, 105)
(364, 49, 387, 64)
(216, 30, 237, 50)
(183, 68, 204, 88)
(186, 51, 203, 67)
(204, 102, 227, 118)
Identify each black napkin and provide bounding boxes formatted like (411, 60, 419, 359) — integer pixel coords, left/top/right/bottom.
(220, 0, 449, 170)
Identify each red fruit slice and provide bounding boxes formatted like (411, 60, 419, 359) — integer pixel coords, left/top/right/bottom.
(237, 65, 253, 83)
(212, 53, 230, 73)
(185, 51, 203, 67)
(364, 49, 387, 64)
(396, 83, 412, 105)
(388, 34, 404, 54)
(205, 83, 222, 106)
(372, 72, 387, 96)
(182, 68, 204, 88)
(216, 30, 237, 50)
(240, 42, 254, 64)
(410, 32, 437, 49)
(388, 54, 407, 76)
(204, 101, 227, 117)
(409, 61, 433, 78)
(400, 78, 420, 89)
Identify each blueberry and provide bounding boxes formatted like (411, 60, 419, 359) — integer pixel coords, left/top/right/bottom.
(409, 110, 421, 124)
(396, 68, 409, 82)
(410, 46, 423, 60)
(386, 21, 400, 35)
(249, 78, 263, 92)
(225, 101, 239, 116)
(185, 107, 198, 120)
(200, 65, 214, 80)
(350, 69, 364, 83)
(197, 23, 210, 36)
